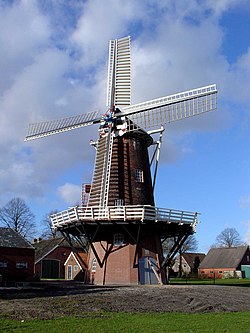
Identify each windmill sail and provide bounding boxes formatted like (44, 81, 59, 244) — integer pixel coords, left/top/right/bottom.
(121, 84, 217, 132)
(24, 110, 101, 141)
(106, 36, 131, 108)
(24, 84, 217, 141)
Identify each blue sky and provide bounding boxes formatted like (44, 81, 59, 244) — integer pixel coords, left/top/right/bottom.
(0, 0, 249, 252)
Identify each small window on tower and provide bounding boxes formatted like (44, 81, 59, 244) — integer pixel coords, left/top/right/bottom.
(91, 258, 97, 273)
(115, 199, 124, 206)
(113, 233, 124, 247)
(135, 169, 144, 183)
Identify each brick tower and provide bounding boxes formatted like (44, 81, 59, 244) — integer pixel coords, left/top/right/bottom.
(86, 128, 166, 285)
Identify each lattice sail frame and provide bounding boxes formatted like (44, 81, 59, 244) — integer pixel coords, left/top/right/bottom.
(123, 84, 217, 132)
(106, 36, 131, 108)
(25, 84, 217, 141)
(25, 110, 100, 141)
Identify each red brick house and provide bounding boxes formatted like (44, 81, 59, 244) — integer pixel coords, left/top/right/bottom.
(198, 246, 250, 279)
(0, 228, 35, 282)
(64, 250, 88, 281)
(34, 237, 88, 280)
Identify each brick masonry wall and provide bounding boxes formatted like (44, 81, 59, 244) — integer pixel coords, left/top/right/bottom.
(0, 247, 35, 281)
(108, 134, 154, 206)
(87, 224, 165, 285)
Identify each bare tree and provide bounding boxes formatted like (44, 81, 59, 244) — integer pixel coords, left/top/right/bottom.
(214, 227, 243, 248)
(162, 234, 198, 255)
(178, 234, 198, 277)
(180, 234, 198, 253)
(0, 197, 36, 240)
(162, 234, 198, 277)
(40, 210, 58, 239)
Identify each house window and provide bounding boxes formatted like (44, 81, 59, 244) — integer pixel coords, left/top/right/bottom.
(0, 261, 7, 268)
(92, 258, 97, 273)
(247, 256, 250, 262)
(113, 233, 124, 247)
(74, 265, 78, 272)
(16, 262, 27, 269)
(210, 271, 214, 274)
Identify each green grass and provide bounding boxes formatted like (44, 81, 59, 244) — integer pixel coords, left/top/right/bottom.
(170, 278, 250, 286)
(1, 312, 250, 333)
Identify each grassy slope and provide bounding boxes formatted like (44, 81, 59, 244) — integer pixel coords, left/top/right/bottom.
(1, 312, 250, 333)
(170, 278, 250, 286)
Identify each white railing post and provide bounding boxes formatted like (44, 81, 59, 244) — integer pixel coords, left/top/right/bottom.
(142, 206, 145, 221)
(74, 206, 79, 221)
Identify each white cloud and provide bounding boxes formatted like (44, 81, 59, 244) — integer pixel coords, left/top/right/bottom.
(239, 196, 250, 208)
(0, 1, 51, 92)
(57, 183, 82, 205)
(0, 0, 249, 212)
(244, 221, 250, 245)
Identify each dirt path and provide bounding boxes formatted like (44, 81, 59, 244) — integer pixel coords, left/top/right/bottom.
(0, 283, 250, 320)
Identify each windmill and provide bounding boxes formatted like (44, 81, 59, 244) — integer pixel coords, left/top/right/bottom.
(25, 36, 217, 285)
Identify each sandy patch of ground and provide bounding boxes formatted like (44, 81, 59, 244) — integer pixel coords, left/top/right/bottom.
(0, 282, 249, 320)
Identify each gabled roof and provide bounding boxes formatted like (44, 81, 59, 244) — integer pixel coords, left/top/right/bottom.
(0, 227, 34, 249)
(34, 237, 86, 264)
(34, 237, 65, 263)
(182, 253, 206, 269)
(199, 246, 249, 269)
(64, 251, 88, 270)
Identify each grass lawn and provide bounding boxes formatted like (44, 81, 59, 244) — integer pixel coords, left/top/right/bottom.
(1, 312, 250, 333)
(170, 278, 250, 286)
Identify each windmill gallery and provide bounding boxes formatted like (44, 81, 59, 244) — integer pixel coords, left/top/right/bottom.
(25, 37, 217, 285)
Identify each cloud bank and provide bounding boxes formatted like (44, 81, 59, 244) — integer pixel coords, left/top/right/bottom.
(0, 1, 249, 225)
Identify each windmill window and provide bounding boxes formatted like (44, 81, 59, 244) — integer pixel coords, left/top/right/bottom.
(135, 169, 144, 183)
(113, 233, 124, 246)
(91, 258, 97, 273)
(115, 199, 124, 206)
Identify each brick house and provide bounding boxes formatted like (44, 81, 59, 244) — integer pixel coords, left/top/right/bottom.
(34, 237, 88, 280)
(0, 228, 35, 282)
(172, 252, 205, 277)
(64, 250, 88, 281)
(198, 246, 250, 279)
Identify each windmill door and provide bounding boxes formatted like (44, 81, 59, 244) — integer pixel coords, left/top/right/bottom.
(139, 256, 159, 285)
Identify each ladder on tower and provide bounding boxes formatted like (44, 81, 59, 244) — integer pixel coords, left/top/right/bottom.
(88, 129, 113, 209)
